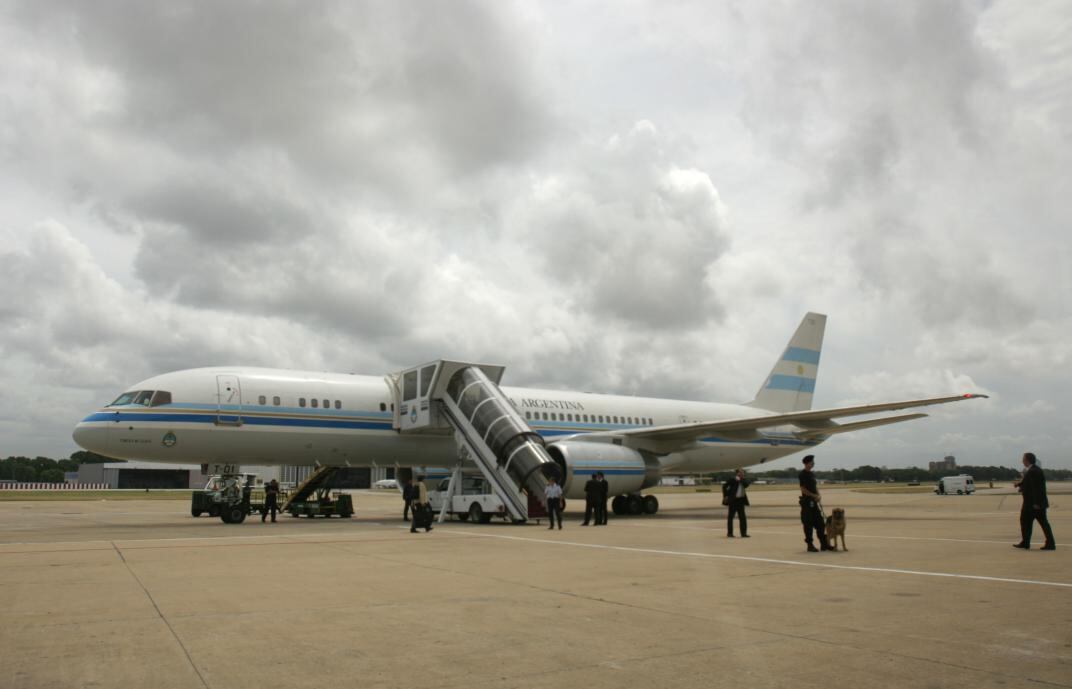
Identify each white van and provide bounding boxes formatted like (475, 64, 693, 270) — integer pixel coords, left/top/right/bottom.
(936, 475, 975, 495)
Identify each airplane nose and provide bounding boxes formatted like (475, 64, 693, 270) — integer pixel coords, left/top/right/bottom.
(72, 422, 110, 454)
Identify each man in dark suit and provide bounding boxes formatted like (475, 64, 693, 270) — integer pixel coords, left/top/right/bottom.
(597, 472, 609, 525)
(1014, 452, 1056, 550)
(724, 468, 750, 538)
(582, 473, 599, 525)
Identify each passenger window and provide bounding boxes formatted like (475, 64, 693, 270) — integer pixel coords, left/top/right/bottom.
(323, 399, 329, 409)
(258, 395, 266, 405)
(628, 416, 633, 425)
(542, 412, 548, 420)
(525, 411, 531, 420)
(551, 413, 557, 421)
(299, 398, 307, 408)
(273, 396, 281, 406)
(379, 402, 387, 412)
(149, 391, 172, 407)
(567, 413, 573, 422)
(613, 416, 619, 424)
(335, 400, 341, 410)
(311, 399, 319, 408)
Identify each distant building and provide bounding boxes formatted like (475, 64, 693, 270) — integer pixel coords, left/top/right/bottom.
(77, 462, 281, 489)
(929, 455, 957, 473)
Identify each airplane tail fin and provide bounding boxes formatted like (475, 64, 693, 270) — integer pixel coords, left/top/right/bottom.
(747, 312, 827, 413)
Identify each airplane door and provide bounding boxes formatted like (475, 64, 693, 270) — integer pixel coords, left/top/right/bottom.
(216, 375, 242, 425)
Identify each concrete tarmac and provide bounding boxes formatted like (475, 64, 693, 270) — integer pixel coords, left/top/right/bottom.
(1, 485, 1068, 689)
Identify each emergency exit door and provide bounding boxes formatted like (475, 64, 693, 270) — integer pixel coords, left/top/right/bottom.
(216, 374, 243, 425)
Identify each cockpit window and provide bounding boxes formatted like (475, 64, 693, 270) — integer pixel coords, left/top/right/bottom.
(150, 391, 172, 407)
(110, 391, 140, 406)
(109, 390, 173, 407)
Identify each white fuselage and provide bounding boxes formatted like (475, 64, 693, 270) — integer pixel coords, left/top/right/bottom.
(73, 366, 818, 484)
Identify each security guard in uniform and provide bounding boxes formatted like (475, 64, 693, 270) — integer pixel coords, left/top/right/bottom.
(798, 455, 830, 552)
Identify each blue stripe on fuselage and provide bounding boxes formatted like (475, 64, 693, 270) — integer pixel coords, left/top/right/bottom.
(81, 410, 820, 446)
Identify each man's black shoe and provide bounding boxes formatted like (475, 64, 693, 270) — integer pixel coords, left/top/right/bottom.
(741, 534, 750, 538)
(1013, 543, 1030, 549)
(1040, 544, 1056, 550)
(807, 545, 819, 552)
(727, 534, 735, 538)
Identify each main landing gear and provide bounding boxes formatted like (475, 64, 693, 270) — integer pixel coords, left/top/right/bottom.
(611, 494, 659, 516)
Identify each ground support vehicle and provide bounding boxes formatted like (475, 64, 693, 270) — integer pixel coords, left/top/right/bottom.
(428, 473, 545, 525)
(935, 475, 976, 495)
(286, 487, 353, 518)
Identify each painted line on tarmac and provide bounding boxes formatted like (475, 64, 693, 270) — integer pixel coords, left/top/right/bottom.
(0, 523, 405, 548)
(443, 529, 1072, 589)
(626, 522, 1018, 545)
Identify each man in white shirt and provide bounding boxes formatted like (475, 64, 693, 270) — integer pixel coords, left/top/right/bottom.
(545, 477, 564, 530)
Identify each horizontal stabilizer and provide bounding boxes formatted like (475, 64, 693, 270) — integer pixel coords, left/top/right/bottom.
(793, 413, 929, 439)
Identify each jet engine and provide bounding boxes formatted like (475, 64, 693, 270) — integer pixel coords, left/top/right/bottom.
(544, 441, 661, 500)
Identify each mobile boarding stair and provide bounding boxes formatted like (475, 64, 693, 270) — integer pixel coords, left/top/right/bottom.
(388, 361, 560, 524)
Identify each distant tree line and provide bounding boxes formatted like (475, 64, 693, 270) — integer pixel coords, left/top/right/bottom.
(0, 452, 119, 483)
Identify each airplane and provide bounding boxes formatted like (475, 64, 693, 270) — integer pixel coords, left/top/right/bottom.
(72, 312, 987, 516)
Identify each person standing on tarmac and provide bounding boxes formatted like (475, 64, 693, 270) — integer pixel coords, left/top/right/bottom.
(724, 468, 750, 538)
(582, 473, 600, 525)
(597, 471, 609, 525)
(401, 478, 413, 522)
(1014, 452, 1056, 550)
(262, 478, 280, 523)
(545, 476, 564, 530)
(410, 476, 432, 533)
(798, 455, 830, 552)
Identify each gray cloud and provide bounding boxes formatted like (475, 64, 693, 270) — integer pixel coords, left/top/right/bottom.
(0, 1, 1067, 471)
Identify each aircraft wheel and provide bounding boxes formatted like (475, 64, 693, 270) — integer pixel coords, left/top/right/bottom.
(469, 503, 484, 524)
(626, 494, 643, 515)
(612, 495, 626, 515)
(642, 495, 659, 515)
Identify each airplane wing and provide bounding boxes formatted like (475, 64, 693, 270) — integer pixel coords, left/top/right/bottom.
(568, 393, 988, 454)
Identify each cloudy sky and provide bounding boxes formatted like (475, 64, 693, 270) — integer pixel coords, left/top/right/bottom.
(1, 1, 1068, 470)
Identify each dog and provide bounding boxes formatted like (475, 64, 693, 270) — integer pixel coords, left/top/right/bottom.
(825, 508, 847, 551)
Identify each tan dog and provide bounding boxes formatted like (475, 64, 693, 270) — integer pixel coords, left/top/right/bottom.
(825, 508, 847, 551)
